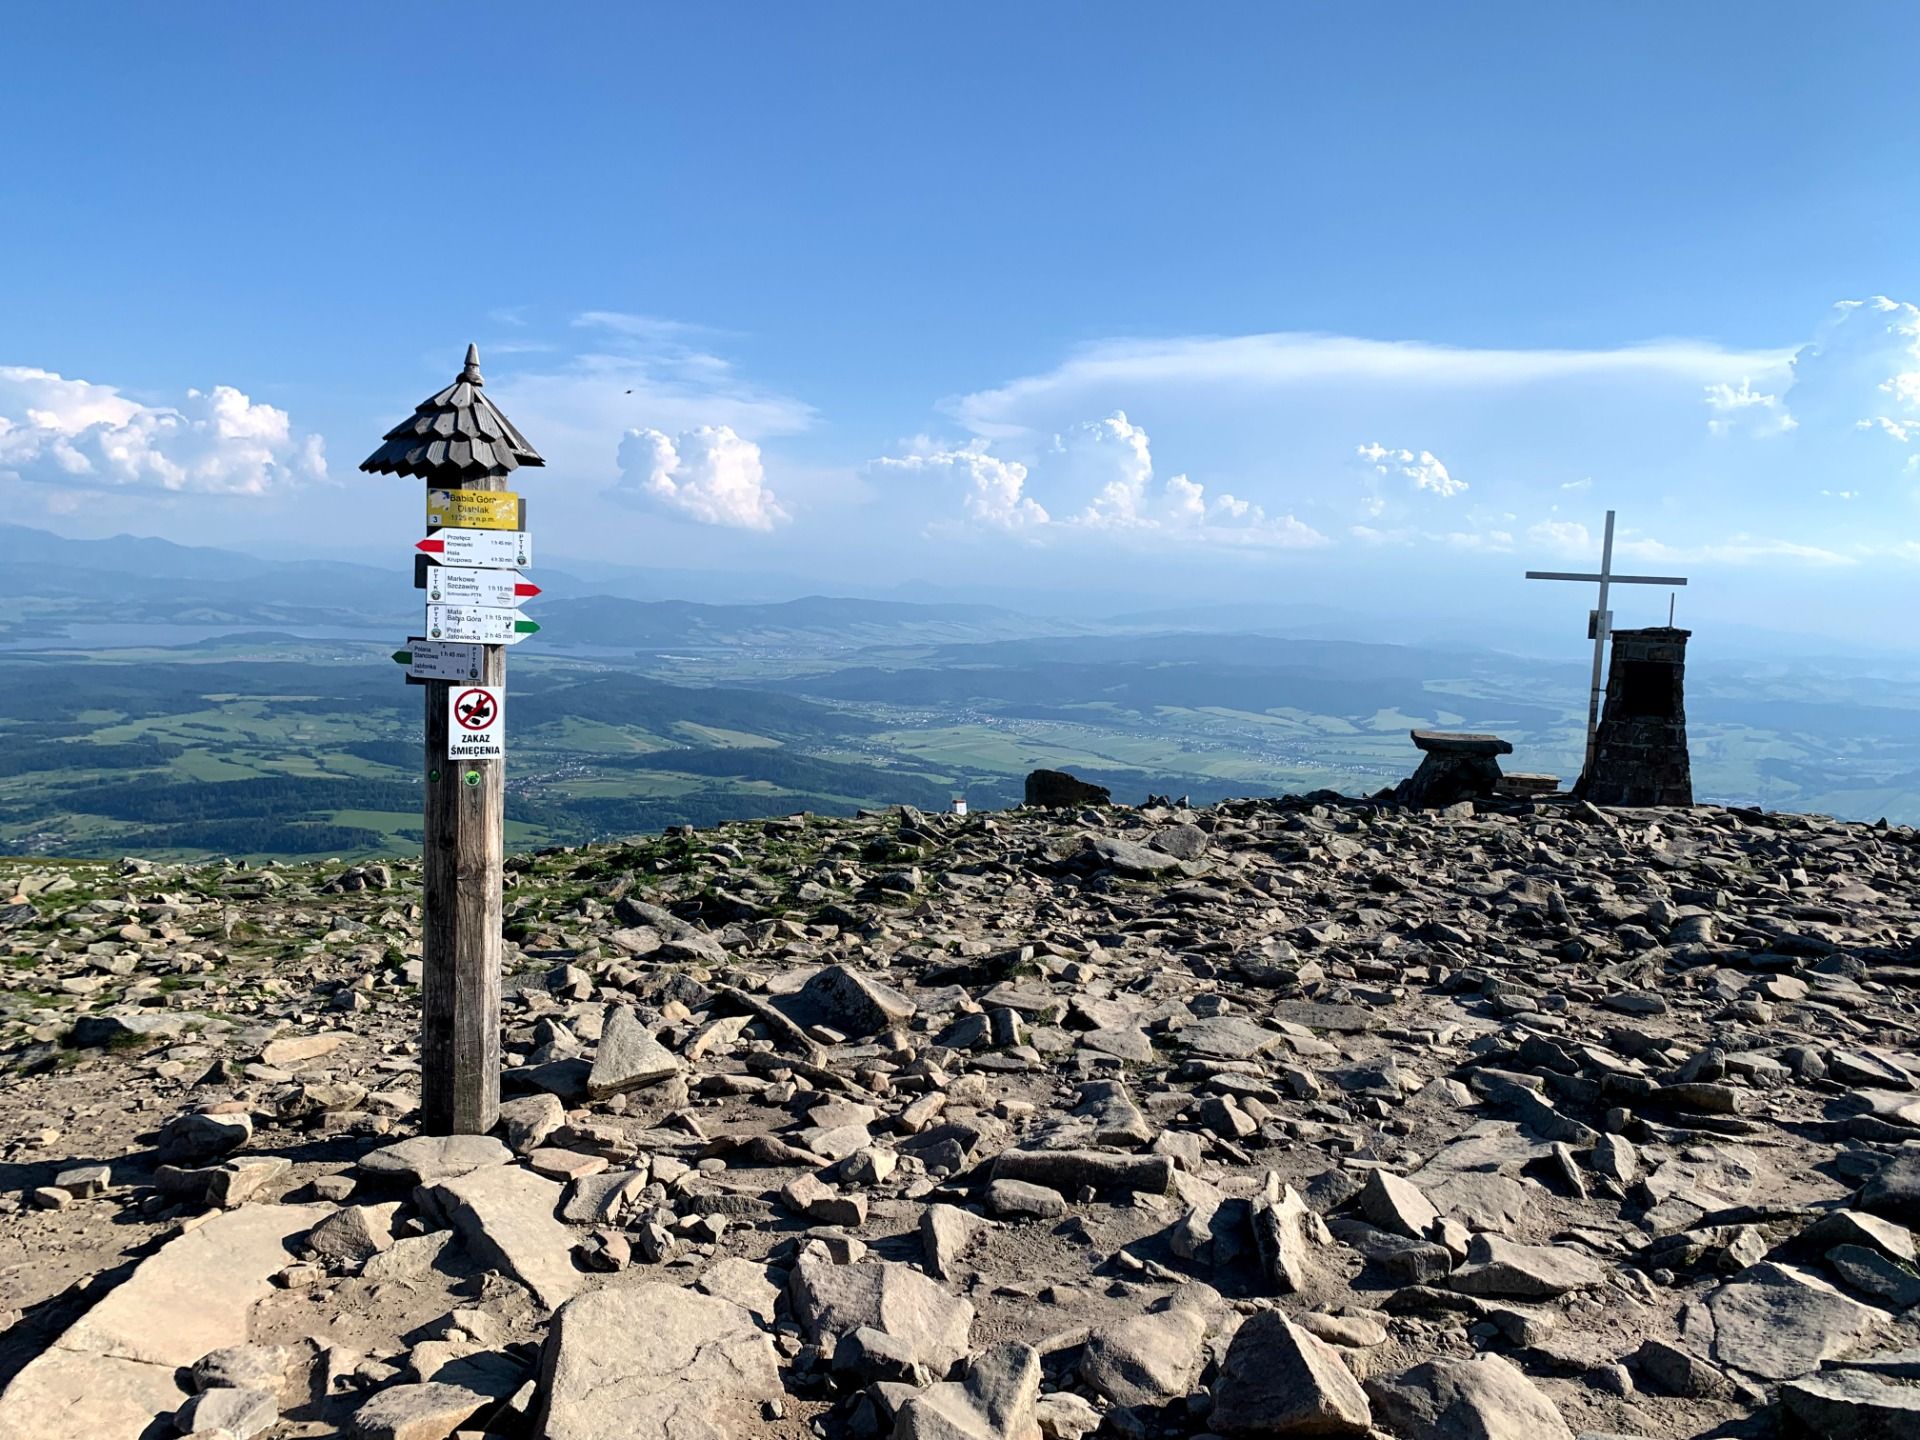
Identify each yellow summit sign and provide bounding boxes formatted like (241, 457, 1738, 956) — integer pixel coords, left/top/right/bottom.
(427, 488, 522, 531)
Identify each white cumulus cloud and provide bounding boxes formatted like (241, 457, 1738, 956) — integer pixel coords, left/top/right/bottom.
(871, 442, 1049, 531)
(1061, 412, 1320, 542)
(0, 366, 326, 496)
(614, 424, 789, 530)
(1780, 296, 1920, 449)
(872, 410, 1324, 549)
(1704, 377, 1795, 437)
(1356, 442, 1466, 497)
(1059, 412, 1159, 528)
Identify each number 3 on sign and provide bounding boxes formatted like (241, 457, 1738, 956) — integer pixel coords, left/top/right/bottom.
(447, 685, 505, 760)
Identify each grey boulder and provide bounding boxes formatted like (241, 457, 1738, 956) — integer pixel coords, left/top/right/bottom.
(587, 1005, 684, 1099)
(537, 1285, 781, 1440)
(891, 1341, 1041, 1440)
(1078, 1307, 1208, 1408)
(1210, 1310, 1372, 1436)
(1364, 1353, 1575, 1440)
(790, 1254, 975, 1377)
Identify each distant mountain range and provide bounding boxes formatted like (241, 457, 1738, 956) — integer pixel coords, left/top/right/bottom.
(0, 524, 1078, 654)
(5, 523, 1920, 840)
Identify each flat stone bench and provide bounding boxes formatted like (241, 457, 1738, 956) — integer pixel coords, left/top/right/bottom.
(1396, 731, 1514, 808)
(1411, 731, 1514, 758)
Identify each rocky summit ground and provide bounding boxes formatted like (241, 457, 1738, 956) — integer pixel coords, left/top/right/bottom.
(1, 790, 1919, 1440)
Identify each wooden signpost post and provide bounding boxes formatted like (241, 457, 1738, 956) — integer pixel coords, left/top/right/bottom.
(362, 345, 545, 1135)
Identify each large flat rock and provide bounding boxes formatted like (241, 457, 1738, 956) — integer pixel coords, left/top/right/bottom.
(1700, 1263, 1888, 1381)
(0, 1204, 329, 1440)
(1176, 1016, 1283, 1059)
(428, 1164, 581, 1310)
(1088, 836, 1184, 876)
(1450, 1235, 1604, 1299)
(1411, 730, 1513, 757)
(1269, 1001, 1380, 1034)
(789, 1254, 974, 1377)
(1779, 1370, 1920, 1437)
(1079, 1308, 1208, 1408)
(536, 1284, 780, 1440)
(358, 1134, 511, 1185)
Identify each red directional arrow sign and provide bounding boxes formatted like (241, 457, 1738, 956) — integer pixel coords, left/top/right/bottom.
(416, 529, 532, 569)
(423, 565, 541, 607)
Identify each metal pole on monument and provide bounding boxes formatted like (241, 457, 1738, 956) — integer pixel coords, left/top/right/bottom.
(1524, 508, 1688, 787)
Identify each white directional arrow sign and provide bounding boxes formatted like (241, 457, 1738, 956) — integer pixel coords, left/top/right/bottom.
(424, 565, 541, 608)
(425, 604, 542, 645)
(416, 529, 532, 569)
(393, 637, 486, 682)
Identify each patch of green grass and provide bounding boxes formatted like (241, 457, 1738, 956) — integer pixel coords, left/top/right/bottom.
(672, 722, 782, 749)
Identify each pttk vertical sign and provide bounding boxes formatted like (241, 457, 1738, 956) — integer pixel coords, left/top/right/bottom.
(447, 685, 505, 760)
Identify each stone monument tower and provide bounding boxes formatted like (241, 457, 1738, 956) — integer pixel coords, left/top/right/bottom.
(1579, 626, 1693, 806)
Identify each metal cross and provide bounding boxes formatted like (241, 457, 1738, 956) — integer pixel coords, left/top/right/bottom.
(1525, 509, 1688, 778)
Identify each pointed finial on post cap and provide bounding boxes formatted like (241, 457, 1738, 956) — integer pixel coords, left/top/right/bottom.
(359, 342, 542, 478)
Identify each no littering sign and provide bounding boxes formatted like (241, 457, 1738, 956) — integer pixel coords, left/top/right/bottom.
(447, 685, 504, 760)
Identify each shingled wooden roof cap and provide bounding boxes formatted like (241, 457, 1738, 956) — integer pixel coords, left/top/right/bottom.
(358, 342, 546, 481)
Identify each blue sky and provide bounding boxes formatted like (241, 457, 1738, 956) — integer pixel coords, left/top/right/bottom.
(4, 6, 1920, 647)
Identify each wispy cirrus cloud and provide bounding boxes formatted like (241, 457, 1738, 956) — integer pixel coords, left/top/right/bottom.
(1522, 519, 1858, 569)
(951, 331, 1790, 437)
(1619, 534, 1858, 568)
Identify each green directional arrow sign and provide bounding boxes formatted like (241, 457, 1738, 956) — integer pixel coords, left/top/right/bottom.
(393, 637, 487, 682)
(424, 605, 541, 645)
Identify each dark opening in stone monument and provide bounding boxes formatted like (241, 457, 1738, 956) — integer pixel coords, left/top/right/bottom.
(1579, 626, 1693, 806)
(1619, 660, 1673, 719)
